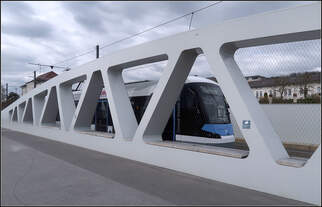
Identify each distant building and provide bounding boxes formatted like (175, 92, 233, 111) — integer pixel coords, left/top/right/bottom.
(20, 71, 57, 96)
(207, 72, 321, 99)
(247, 72, 321, 99)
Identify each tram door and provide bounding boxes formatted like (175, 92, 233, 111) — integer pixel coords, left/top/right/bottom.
(95, 100, 108, 132)
(179, 85, 204, 136)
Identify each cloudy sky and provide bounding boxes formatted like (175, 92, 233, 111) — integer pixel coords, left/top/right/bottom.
(1, 1, 320, 94)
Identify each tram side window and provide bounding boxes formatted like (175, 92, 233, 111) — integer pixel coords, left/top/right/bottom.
(196, 84, 230, 124)
(181, 87, 197, 110)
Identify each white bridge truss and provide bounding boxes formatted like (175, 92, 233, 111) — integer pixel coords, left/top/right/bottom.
(2, 3, 321, 205)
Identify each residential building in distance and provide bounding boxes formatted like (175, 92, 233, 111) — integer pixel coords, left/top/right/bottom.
(20, 71, 57, 96)
(247, 72, 321, 99)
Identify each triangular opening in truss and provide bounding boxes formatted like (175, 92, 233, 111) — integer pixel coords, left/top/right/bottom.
(142, 49, 249, 159)
(90, 54, 169, 140)
(73, 71, 114, 138)
(234, 39, 321, 165)
(57, 75, 86, 131)
(23, 98, 33, 124)
(41, 86, 60, 128)
(72, 79, 85, 107)
(12, 107, 18, 122)
(18, 101, 26, 122)
(121, 57, 169, 127)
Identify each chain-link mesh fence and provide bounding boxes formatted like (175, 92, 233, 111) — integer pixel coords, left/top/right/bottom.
(233, 39, 321, 147)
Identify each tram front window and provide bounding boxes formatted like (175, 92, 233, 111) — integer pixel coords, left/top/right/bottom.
(195, 84, 230, 124)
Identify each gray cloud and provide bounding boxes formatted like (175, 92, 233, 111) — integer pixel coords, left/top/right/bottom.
(59, 1, 212, 37)
(1, 41, 38, 69)
(1, 1, 319, 95)
(1, 2, 54, 39)
(61, 2, 108, 33)
(1, 1, 35, 19)
(2, 21, 54, 38)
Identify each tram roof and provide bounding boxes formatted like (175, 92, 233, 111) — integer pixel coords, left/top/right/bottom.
(126, 76, 218, 97)
(73, 76, 218, 100)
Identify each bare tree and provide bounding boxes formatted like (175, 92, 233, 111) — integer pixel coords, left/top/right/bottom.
(297, 72, 314, 98)
(273, 76, 289, 98)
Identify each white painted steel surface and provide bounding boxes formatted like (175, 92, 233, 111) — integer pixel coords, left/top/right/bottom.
(1, 3, 321, 205)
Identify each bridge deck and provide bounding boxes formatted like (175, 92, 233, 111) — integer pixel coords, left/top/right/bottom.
(1, 128, 310, 205)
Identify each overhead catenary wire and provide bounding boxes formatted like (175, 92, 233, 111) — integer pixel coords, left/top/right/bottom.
(54, 49, 96, 65)
(53, 1, 223, 66)
(29, 63, 70, 69)
(100, 1, 222, 50)
(100, 13, 193, 50)
(52, 44, 101, 67)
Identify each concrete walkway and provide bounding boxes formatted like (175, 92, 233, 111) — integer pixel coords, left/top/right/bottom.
(1, 128, 310, 205)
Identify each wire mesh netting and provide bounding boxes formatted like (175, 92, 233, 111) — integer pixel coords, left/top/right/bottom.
(233, 39, 321, 146)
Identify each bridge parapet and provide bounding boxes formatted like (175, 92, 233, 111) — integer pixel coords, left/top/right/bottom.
(1, 3, 321, 205)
